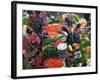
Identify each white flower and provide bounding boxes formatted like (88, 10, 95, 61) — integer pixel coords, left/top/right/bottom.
(57, 43, 67, 50)
(79, 18, 87, 28)
(23, 25, 27, 35)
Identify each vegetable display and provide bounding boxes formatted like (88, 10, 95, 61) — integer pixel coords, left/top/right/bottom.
(22, 10, 91, 69)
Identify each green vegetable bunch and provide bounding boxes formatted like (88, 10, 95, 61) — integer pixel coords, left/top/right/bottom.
(79, 36, 91, 66)
(43, 44, 58, 60)
(23, 18, 31, 25)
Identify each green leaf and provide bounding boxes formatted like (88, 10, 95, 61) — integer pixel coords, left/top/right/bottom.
(23, 18, 31, 25)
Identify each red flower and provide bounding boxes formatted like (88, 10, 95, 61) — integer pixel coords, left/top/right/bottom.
(29, 33, 40, 44)
(53, 41, 61, 46)
(23, 37, 29, 51)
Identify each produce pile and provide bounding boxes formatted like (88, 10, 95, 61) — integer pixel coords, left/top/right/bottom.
(22, 11, 91, 69)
